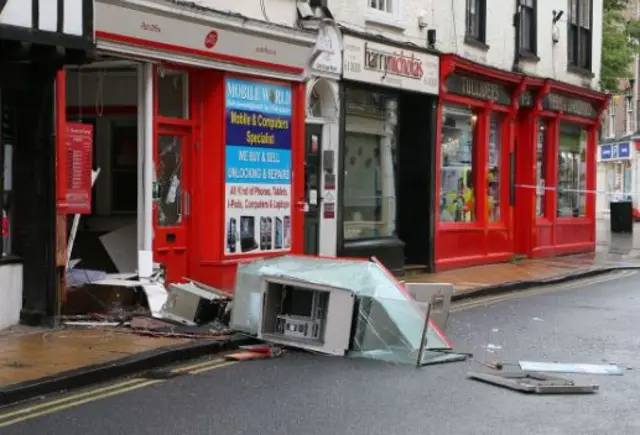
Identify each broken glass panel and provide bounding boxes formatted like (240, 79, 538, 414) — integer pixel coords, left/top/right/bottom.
(231, 255, 468, 365)
(156, 135, 183, 226)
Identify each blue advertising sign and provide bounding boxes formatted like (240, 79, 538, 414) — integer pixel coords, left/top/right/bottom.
(600, 142, 631, 161)
(224, 78, 293, 256)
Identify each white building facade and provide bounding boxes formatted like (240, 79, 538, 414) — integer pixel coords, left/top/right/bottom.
(306, 0, 608, 272)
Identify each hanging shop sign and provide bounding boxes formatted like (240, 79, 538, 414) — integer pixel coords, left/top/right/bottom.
(224, 77, 293, 256)
(445, 74, 511, 105)
(342, 35, 439, 95)
(64, 123, 94, 214)
(542, 93, 598, 118)
(95, 0, 311, 72)
(600, 142, 631, 161)
(312, 25, 342, 76)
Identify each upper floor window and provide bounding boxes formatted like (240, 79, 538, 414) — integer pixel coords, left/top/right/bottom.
(608, 107, 615, 138)
(519, 0, 536, 54)
(369, 0, 392, 13)
(568, 0, 592, 70)
(367, 0, 401, 26)
(466, 0, 486, 43)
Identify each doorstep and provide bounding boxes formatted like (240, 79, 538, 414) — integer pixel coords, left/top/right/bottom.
(404, 256, 640, 301)
(0, 327, 250, 407)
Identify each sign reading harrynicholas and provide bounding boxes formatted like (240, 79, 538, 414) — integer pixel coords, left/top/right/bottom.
(342, 35, 439, 95)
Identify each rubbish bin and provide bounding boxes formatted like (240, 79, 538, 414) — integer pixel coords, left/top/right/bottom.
(610, 201, 633, 233)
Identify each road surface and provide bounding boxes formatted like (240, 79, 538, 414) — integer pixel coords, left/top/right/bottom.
(2, 270, 639, 435)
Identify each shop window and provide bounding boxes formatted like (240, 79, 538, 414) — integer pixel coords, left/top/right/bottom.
(157, 69, 188, 119)
(536, 120, 548, 217)
(567, 0, 592, 70)
(488, 113, 503, 222)
(343, 89, 398, 240)
(519, 0, 536, 55)
(557, 123, 587, 217)
(465, 0, 486, 44)
(440, 104, 478, 223)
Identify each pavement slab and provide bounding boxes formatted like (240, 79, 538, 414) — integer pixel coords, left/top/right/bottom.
(0, 328, 189, 388)
(405, 255, 640, 298)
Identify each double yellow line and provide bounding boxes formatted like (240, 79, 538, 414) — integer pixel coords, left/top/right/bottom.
(0, 358, 237, 428)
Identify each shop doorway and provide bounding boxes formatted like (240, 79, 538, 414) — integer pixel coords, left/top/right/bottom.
(396, 93, 435, 270)
(304, 123, 322, 254)
(65, 61, 141, 277)
(153, 127, 192, 283)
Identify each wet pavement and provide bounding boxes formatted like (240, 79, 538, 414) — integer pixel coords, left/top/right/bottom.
(405, 218, 640, 295)
(595, 218, 640, 261)
(0, 329, 189, 387)
(2, 269, 639, 435)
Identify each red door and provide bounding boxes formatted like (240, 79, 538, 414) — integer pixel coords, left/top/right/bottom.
(153, 127, 192, 284)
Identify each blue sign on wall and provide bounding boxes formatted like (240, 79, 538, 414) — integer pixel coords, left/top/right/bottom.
(223, 78, 293, 256)
(600, 142, 631, 160)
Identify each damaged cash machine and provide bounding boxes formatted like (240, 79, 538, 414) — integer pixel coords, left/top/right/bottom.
(230, 255, 468, 365)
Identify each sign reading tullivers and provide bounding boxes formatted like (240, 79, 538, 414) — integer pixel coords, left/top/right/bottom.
(342, 35, 439, 95)
(224, 78, 292, 256)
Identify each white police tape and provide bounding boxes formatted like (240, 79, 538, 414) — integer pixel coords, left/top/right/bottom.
(515, 184, 634, 197)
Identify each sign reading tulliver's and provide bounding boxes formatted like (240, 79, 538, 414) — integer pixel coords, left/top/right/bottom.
(224, 78, 292, 255)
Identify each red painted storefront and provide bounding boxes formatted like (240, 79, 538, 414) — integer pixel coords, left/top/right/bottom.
(435, 54, 608, 271)
(56, 0, 314, 293)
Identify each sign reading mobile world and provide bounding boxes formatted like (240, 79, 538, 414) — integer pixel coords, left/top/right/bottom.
(224, 78, 293, 256)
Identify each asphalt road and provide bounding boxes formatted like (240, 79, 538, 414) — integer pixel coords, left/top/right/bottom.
(3, 270, 640, 435)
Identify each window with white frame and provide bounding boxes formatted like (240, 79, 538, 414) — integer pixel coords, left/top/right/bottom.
(625, 96, 634, 134)
(369, 0, 392, 13)
(608, 108, 615, 138)
(367, 0, 400, 24)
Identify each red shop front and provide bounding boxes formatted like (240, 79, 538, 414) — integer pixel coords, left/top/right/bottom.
(57, 0, 315, 293)
(435, 54, 607, 271)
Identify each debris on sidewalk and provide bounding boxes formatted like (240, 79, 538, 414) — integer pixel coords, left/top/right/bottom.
(225, 345, 283, 361)
(518, 361, 624, 376)
(159, 281, 230, 326)
(467, 370, 599, 394)
(229, 255, 467, 366)
(483, 343, 503, 352)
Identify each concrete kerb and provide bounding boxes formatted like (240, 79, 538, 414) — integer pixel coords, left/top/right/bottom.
(0, 334, 258, 408)
(450, 264, 640, 303)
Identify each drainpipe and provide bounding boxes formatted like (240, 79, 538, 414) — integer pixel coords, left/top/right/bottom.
(513, 0, 521, 72)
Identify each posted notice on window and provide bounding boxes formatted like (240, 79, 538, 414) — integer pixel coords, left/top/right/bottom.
(224, 78, 292, 256)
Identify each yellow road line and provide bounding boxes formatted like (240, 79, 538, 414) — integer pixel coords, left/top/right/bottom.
(172, 358, 225, 373)
(0, 357, 238, 428)
(0, 378, 148, 421)
(0, 380, 162, 428)
(189, 360, 237, 374)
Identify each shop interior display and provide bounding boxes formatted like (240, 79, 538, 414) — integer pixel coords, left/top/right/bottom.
(440, 105, 475, 223)
(557, 123, 587, 217)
